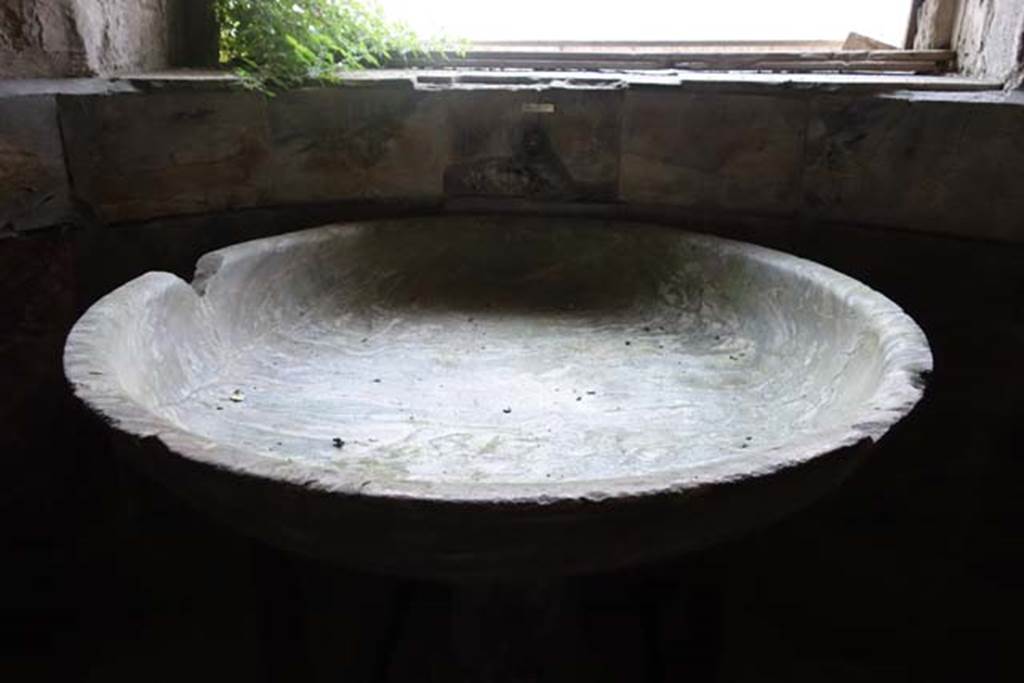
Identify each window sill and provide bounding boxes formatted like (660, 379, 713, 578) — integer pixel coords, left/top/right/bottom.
(1, 66, 1005, 101)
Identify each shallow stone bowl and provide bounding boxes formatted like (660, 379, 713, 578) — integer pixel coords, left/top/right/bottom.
(64, 216, 931, 577)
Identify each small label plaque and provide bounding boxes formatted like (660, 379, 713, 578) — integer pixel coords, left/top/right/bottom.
(522, 103, 555, 114)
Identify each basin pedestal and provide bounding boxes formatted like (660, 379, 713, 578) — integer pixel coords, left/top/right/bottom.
(368, 574, 723, 682)
(450, 580, 568, 682)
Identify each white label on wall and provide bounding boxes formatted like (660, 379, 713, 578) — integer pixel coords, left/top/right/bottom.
(522, 103, 555, 114)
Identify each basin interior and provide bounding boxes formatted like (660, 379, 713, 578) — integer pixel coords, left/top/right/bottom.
(91, 217, 912, 489)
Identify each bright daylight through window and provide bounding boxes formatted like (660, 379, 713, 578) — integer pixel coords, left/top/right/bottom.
(379, 0, 914, 45)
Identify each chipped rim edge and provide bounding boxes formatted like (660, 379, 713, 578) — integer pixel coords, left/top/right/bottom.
(63, 217, 934, 506)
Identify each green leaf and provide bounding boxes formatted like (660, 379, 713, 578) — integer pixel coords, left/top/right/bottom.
(215, 0, 462, 92)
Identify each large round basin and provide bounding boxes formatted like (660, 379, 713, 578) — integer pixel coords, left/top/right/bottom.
(64, 216, 931, 577)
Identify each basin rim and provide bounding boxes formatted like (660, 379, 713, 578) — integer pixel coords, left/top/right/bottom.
(64, 216, 933, 506)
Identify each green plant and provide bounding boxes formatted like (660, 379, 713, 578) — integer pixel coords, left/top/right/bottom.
(214, 0, 454, 92)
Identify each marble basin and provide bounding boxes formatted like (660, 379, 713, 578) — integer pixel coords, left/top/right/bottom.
(64, 216, 931, 577)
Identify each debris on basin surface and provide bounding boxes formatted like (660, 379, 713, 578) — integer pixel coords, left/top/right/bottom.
(229, 390, 245, 403)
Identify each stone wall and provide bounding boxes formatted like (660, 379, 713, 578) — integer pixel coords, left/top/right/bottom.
(912, 0, 960, 49)
(0, 92, 77, 232)
(70, 0, 172, 75)
(0, 0, 90, 77)
(3, 76, 1023, 243)
(0, 0, 215, 78)
(954, 0, 1024, 86)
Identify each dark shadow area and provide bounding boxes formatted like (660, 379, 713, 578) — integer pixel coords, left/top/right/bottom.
(304, 217, 695, 316)
(2, 204, 1022, 681)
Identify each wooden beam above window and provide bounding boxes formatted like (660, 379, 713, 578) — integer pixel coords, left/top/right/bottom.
(402, 42, 955, 75)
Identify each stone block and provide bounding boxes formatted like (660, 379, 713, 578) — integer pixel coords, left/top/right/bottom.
(264, 86, 446, 204)
(0, 0, 89, 78)
(0, 94, 76, 231)
(803, 95, 1024, 242)
(443, 87, 623, 201)
(0, 0, 207, 78)
(620, 89, 807, 215)
(60, 91, 272, 223)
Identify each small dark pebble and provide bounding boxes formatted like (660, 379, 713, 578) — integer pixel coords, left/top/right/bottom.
(625, 340, 631, 346)
(576, 396, 582, 402)
(373, 378, 381, 383)
(215, 406, 223, 411)
(502, 407, 512, 414)
(642, 326, 651, 332)
(745, 436, 753, 441)
(332, 438, 345, 449)
(740, 443, 749, 449)
(586, 391, 596, 395)
(361, 338, 368, 343)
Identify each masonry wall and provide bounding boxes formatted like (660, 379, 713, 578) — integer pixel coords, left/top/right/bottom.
(0, 0, 89, 77)
(3, 78, 1024, 243)
(954, 0, 1024, 86)
(0, 0, 216, 78)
